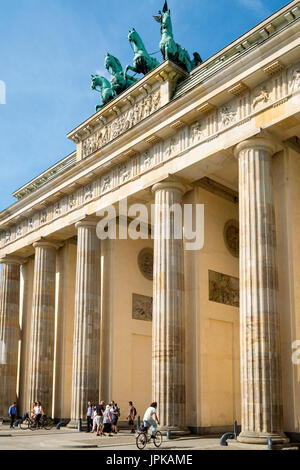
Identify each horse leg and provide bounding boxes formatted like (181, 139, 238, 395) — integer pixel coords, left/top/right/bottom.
(126, 64, 138, 74)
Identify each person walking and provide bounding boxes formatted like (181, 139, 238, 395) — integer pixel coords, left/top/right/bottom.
(86, 401, 93, 432)
(143, 402, 160, 438)
(127, 401, 137, 433)
(102, 404, 113, 437)
(8, 402, 17, 428)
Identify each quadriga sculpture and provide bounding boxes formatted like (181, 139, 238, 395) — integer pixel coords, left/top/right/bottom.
(126, 28, 160, 76)
(153, 0, 202, 72)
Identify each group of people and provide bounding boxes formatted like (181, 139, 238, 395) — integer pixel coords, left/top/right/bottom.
(85, 400, 160, 439)
(86, 400, 120, 437)
(8, 398, 160, 438)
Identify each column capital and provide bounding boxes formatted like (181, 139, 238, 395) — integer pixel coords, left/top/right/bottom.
(0, 255, 27, 265)
(152, 176, 188, 195)
(75, 216, 99, 230)
(33, 239, 63, 250)
(234, 136, 278, 158)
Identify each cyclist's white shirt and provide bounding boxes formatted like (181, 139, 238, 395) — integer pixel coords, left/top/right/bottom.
(143, 406, 156, 422)
(34, 406, 41, 414)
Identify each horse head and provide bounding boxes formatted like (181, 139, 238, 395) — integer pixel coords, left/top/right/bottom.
(105, 53, 123, 75)
(128, 28, 137, 43)
(104, 53, 111, 71)
(91, 74, 99, 89)
(91, 74, 110, 91)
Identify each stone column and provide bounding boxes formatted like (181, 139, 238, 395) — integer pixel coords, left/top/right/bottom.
(28, 241, 60, 416)
(152, 178, 187, 433)
(0, 257, 23, 419)
(69, 218, 101, 425)
(235, 137, 288, 444)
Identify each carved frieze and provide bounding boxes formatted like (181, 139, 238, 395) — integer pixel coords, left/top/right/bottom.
(2, 60, 300, 250)
(132, 293, 153, 322)
(82, 89, 160, 159)
(209, 270, 239, 307)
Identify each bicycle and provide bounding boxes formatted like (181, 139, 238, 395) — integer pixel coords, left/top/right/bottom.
(29, 415, 54, 431)
(135, 425, 162, 450)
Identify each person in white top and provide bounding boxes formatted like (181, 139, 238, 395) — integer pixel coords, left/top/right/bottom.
(143, 402, 160, 438)
(33, 401, 43, 426)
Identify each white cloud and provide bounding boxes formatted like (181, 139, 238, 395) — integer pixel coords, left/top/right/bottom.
(95, 69, 110, 80)
(236, 0, 270, 14)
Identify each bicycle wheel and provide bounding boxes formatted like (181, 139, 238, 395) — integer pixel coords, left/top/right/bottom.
(136, 432, 147, 450)
(153, 431, 162, 448)
(20, 417, 30, 430)
(29, 419, 37, 431)
(43, 417, 54, 430)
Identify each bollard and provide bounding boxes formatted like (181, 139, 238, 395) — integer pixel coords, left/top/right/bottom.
(166, 429, 171, 440)
(267, 437, 273, 450)
(78, 418, 82, 432)
(56, 421, 67, 430)
(233, 420, 237, 439)
(220, 433, 235, 446)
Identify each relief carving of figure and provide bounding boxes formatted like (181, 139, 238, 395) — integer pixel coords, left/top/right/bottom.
(40, 211, 47, 224)
(102, 175, 112, 192)
(291, 69, 300, 91)
(5, 230, 11, 244)
(221, 106, 237, 126)
(84, 184, 93, 200)
(120, 164, 131, 182)
(253, 86, 270, 108)
(191, 121, 204, 143)
(16, 225, 22, 237)
(69, 194, 76, 209)
(143, 150, 153, 169)
(54, 202, 61, 215)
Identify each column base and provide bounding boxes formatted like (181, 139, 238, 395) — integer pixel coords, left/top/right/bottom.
(159, 425, 191, 437)
(237, 431, 289, 445)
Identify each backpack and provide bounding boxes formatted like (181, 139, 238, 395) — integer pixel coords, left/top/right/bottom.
(133, 407, 137, 417)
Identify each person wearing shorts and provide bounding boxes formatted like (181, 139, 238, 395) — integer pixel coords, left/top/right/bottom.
(143, 402, 160, 438)
(111, 403, 120, 433)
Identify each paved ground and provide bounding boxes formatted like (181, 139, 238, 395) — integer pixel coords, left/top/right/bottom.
(0, 425, 275, 451)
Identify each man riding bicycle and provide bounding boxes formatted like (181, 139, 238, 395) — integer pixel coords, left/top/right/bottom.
(142, 402, 160, 438)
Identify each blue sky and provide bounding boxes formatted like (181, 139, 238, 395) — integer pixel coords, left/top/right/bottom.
(0, 0, 290, 211)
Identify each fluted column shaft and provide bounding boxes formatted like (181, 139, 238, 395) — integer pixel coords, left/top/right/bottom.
(236, 137, 288, 444)
(70, 219, 101, 422)
(152, 180, 186, 429)
(28, 242, 58, 415)
(0, 258, 22, 418)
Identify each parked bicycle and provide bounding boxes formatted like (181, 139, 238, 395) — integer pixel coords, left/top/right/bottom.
(19, 413, 54, 430)
(135, 424, 162, 450)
